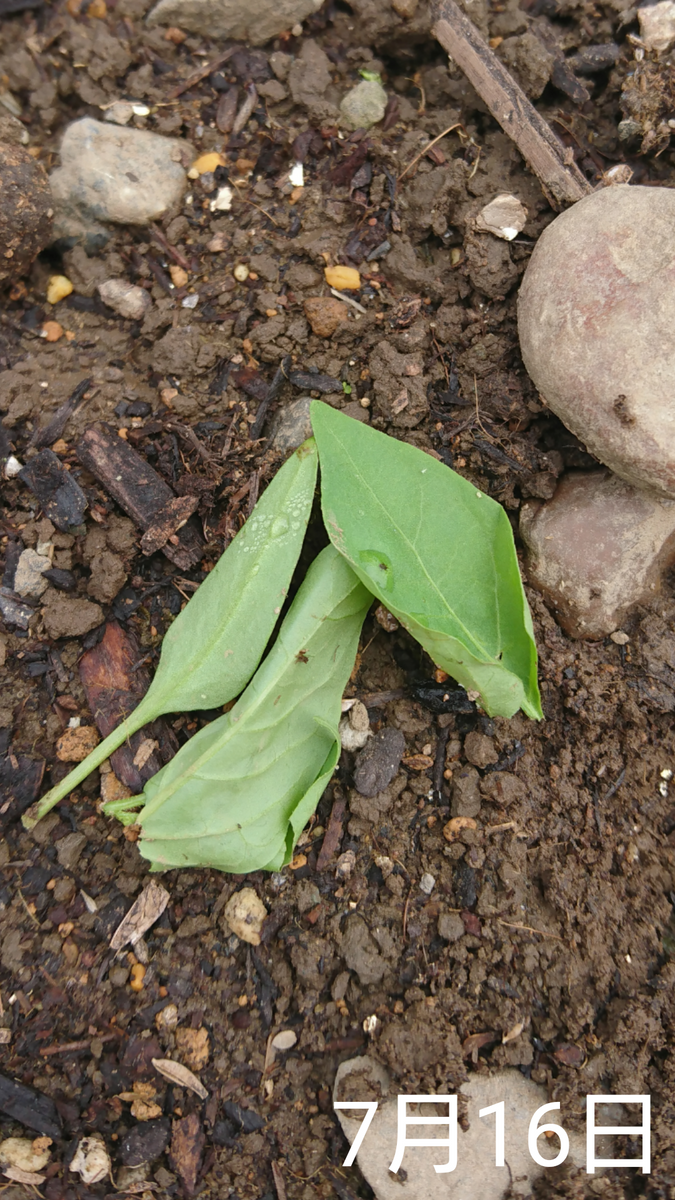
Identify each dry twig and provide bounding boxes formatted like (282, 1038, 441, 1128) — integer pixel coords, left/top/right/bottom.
(432, 0, 592, 208)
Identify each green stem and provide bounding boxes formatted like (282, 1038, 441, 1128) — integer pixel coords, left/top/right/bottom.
(21, 698, 159, 829)
(102, 795, 145, 825)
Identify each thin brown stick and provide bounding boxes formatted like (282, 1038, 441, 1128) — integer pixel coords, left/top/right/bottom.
(432, 0, 592, 208)
(497, 919, 564, 941)
(169, 47, 236, 98)
(398, 122, 465, 181)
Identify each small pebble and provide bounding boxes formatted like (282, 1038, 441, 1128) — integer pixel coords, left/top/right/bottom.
(271, 1029, 298, 1051)
(324, 265, 361, 291)
(70, 1138, 111, 1185)
(98, 279, 151, 320)
(233, 263, 250, 282)
(47, 275, 73, 305)
(223, 888, 267, 945)
(339, 80, 388, 131)
(419, 872, 435, 894)
(304, 296, 348, 337)
(41, 320, 64, 342)
(130, 963, 146, 991)
(189, 151, 225, 176)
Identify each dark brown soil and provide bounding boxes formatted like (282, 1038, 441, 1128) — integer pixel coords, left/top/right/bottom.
(2, 1, 675, 1197)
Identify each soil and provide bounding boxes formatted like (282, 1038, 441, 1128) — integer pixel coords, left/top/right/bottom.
(1, 1, 675, 1198)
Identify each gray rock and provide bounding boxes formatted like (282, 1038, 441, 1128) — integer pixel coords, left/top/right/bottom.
(147, 0, 323, 43)
(98, 280, 152, 320)
(14, 548, 51, 599)
(334, 1056, 587, 1200)
(50, 118, 192, 239)
(340, 80, 388, 130)
(56, 832, 88, 870)
(354, 728, 406, 797)
(270, 397, 312, 452)
(521, 470, 675, 638)
(438, 912, 465, 942)
(451, 766, 482, 818)
(518, 185, 675, 499)
(342, 916, 387, 985)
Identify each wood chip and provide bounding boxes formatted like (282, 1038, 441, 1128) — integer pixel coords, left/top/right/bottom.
(140, 495, 200, 557)
(110, 880, 170, 951)
(152, 1058, 208, 1100)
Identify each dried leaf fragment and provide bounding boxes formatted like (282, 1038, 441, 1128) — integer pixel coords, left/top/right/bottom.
(3, 1166, 47, 1184)
(152, 1058, 208, 1099)
(110, 880, 170, 951)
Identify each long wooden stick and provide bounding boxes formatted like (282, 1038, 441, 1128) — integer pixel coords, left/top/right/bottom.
(432, 0, 592, 208)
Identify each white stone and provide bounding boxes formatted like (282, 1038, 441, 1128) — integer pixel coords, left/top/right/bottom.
(70, 1137, 111, 1185)
(98, 279, 151, 320)
(146, 0, 323, 44)
(14, 548, 51, 599)
(0, 1138, 51, 1173)
(50, 118, 192, 237)
(638, 0, 675, 52)
(334, 1056, 587, 1200)
(272, 1029, 298, 1051)
(476, 194, 527, 241)
(419, 872, 435, 894)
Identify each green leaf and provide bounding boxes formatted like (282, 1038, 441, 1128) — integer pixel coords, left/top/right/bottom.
(25, 440, 318, 827)
(310, 402, 542, 720)
(132, 545, 371, 874)
(359, 69, 382, 82)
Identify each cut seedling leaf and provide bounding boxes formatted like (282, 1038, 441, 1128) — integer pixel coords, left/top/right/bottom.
(24, 440, 318, 827)
(112, 545, 371, 874)
(310, 402, 542, 719)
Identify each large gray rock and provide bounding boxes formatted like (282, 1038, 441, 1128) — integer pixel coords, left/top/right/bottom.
(334, 1056, 587, 1200)
(521, 470, 675, 638)
(147, 0, 323, 42)
(518, 185, 675, 499)
(50, 119, 192, 238)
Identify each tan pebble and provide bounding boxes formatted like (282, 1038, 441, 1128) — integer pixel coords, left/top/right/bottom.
(130, 963, 146, 991)
(223, 887, 267, 945)
(169, 264, 188, 287)
(443, 816, 477, 842)
(207, 232, 227, 252)
(271, 1029, 297, 1051)
(164, 25, 187, 41)
(191, 152, 225, 175)
(47, 275, 73, 305)
(233, 263, 249, 282)
(324, 265, 361, 290)
(304, 296, 348, 337)
(41, 320, 64, 342)
(56, 725, 100, 763)
(51, 438, 68, 454)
